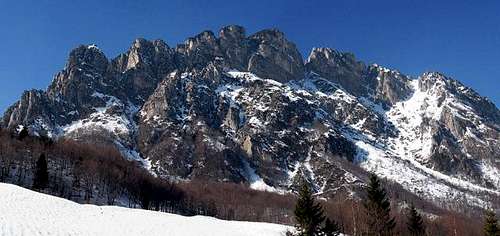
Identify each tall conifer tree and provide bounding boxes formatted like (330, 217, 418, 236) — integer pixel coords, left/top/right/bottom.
(406, 203, 425, 236)
(18, 126, 29, 140)
(322, 218, 340, 236)
(33, 153, 49, 190)
(294, 183, 325, 236)
(363, 174, 396, 236)
(484, 210, 500, 236)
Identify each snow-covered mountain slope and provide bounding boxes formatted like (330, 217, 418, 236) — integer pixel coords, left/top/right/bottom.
(2, 25, 499, 210)
(0, 183, 291, 236)
(346, 70, 500, 208)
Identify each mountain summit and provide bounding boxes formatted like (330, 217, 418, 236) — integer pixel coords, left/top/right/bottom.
(2, 25, 499, 209)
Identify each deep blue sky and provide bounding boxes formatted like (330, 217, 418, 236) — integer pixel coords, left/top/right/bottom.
(1, 1, 499, 112)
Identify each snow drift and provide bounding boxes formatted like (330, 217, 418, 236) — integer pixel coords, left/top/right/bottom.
(0, 183, 291, 236)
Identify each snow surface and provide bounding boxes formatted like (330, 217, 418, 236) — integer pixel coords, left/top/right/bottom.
(241, 158, 281, 193)
(62, 92, 131, 136)
(353, 138, 491, 207)
(56, 92, 149, 169)
(0, 183, 291, 236)
(386, 79, 443, 160)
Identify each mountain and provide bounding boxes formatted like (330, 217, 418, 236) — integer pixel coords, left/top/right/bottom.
(0, 183, 292, 236)
(2, 25, 499, 210)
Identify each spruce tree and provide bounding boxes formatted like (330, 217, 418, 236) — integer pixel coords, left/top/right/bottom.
(18, 126, 29, 140)
(406, 203, 425, 236)
(33, 153, 49, 190)
(322, 218, 340, 236)
(363, 174, 396, 236)
(294, 183, 325, 236)
(484, 209, 500, 236)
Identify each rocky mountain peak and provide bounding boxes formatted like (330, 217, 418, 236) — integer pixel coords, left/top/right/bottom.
(171, 25, 305, 83)
(219, 25, 246, 42)
(307, 47, 356, 64)
(419, 71, 500, 124)
(66, 44, 108, 74)
(185, 30, 219, 51)
(125, 38, 174, 73)
(306, 47, 366, 96)
(365, 64, 413, 106)
(419, 71, 448, 90)
(218, 25, 247, 71)
(246, 28, 305, 82)
(249, 28, 285, 43)
(369, 64, 402, 76)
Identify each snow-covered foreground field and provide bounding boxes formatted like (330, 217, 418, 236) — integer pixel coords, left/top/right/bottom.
(0, 183, 291, 236)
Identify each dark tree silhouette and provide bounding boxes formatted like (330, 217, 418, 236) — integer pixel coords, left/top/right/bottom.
(33, 153, 49, 190)
(322, 218, 340, 236)
(294, 183, 325, 236)
(18, 126, 29, 140)
(484, 209, 500, 236)
(363, 174, 396, 236)
(406, 203, 426, 236)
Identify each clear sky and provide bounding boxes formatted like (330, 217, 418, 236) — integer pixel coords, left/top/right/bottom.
(0, 0, 498, 113)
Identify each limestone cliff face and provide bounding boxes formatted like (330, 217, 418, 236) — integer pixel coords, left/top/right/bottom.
(306, 47, 367, 96)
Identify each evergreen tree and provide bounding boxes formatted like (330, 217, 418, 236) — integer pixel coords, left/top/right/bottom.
(484, 209, 500, 236)
(33, 153, 49, 190)
(294, 183, 325, 236)
(18, 126, 29, 140)
(406, 203, 425, 236)
(363, 174, 396, 236)
(321, 218, 340, 236)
